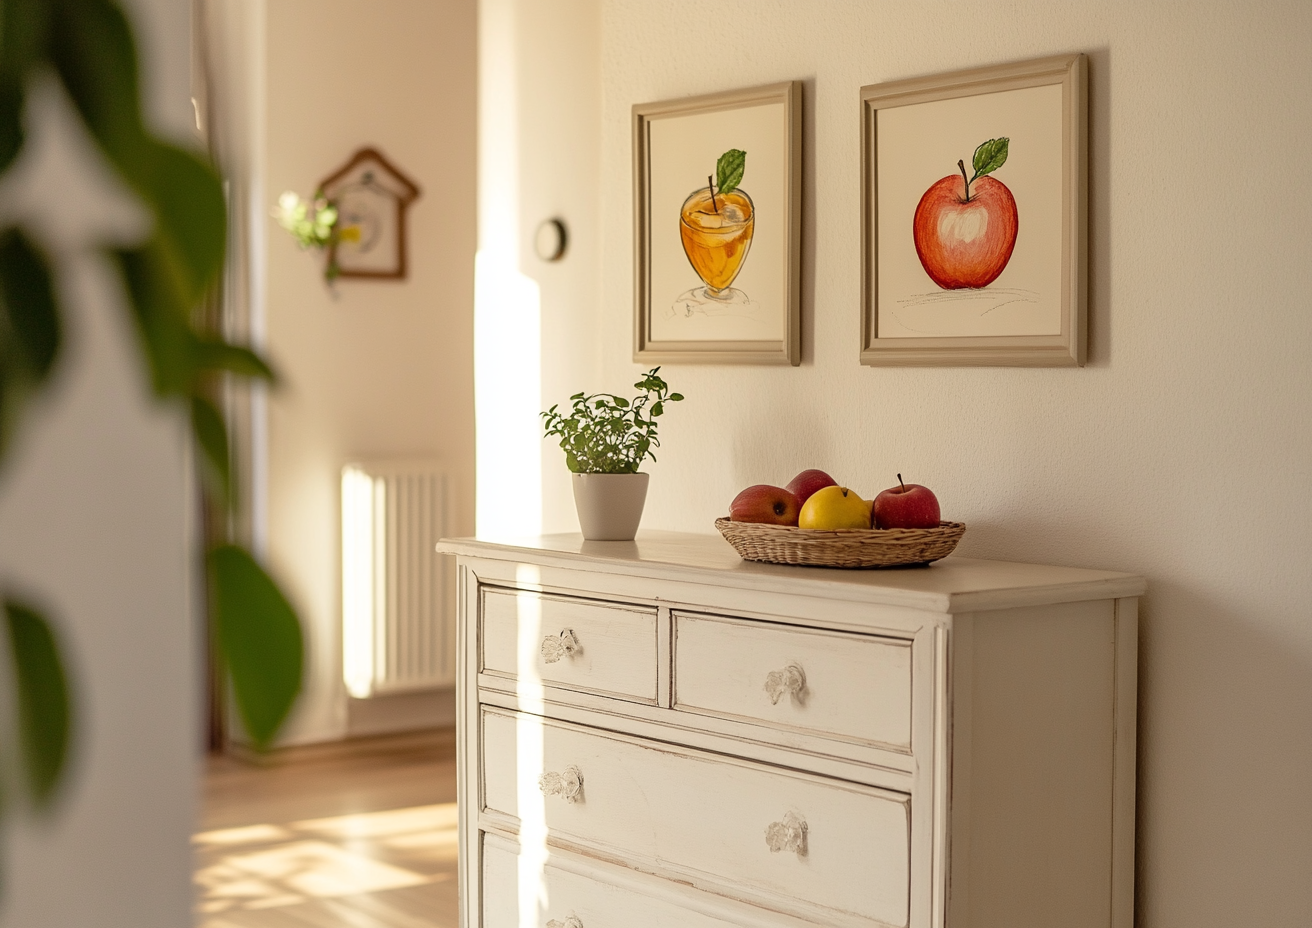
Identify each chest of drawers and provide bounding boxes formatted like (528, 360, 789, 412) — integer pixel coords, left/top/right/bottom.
(438, 532, 1144, 928)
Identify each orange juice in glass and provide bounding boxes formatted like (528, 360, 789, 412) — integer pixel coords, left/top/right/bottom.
(679, 186, 754, 299)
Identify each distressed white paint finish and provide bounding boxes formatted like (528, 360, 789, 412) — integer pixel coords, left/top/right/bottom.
(447, 535, 1144, 928)
(674, 612, 913, 751)
(482, 833, 823, 928)
(481, 707, 911, 927)
(480, 587, 659, 703)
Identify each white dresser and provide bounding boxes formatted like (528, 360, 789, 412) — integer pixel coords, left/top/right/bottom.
(438, 532, 1145, 928)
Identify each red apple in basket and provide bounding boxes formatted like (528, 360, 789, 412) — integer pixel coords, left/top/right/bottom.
(913, 138, 1018, 290)
(873, 475, 941, 529)
(784, 469, 838, 507)
(730, 485, 801, 526)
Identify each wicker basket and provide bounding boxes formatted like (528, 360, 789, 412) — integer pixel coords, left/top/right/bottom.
(715, 518, 966, 569)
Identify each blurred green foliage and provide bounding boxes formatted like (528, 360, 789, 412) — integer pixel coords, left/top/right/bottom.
(0, 0, 305, 829)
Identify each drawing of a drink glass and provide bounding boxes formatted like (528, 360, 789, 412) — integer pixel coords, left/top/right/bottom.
(675, 148, 753, 312)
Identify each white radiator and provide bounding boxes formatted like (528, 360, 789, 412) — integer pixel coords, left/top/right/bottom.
(341, 461, 454, 698)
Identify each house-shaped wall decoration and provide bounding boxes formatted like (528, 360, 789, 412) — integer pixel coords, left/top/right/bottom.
(318, 147, 421, 279)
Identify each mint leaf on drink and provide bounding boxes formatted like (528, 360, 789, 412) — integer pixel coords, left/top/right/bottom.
(716, 149, 746, 194)
(971, 138, 1009, 180)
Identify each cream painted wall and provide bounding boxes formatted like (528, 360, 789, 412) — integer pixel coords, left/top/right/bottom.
(264, 0, 477, 744)
(0, 0, 196, 922)
(477, 0, 602, 536)
(586, 1, 1311, 925)
(516, 0, 603, 534)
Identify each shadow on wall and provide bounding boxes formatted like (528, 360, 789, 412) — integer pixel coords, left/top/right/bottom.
(1132, 581, 1312, 923)
(1084, 44, 1111, 367)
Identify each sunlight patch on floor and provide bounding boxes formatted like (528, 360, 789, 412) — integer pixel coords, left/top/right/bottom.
(295, 802, 459, 839)
(195, 802, 458, 915)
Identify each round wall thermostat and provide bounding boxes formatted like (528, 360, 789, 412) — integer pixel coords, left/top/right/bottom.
(534, 218, 568, 262)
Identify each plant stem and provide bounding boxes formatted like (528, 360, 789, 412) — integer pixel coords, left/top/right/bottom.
(957, 160, 970, 202)
(898, 473, 906, 491)
(707, 174, 718, 213)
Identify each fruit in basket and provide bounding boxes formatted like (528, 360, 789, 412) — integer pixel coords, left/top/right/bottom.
(799, 486, 872, 530)
(872, 475, 941, 529)
(729, 485, 801, 526)
(784, 468, 838, 506)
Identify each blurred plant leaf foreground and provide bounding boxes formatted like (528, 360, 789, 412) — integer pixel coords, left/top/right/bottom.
(0, 0, 303, 843)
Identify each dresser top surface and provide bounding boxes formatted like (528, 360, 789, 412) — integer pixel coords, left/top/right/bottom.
(438, 531, 1145, 612)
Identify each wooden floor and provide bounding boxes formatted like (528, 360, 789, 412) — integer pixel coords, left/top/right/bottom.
(196, 729, 459, 928)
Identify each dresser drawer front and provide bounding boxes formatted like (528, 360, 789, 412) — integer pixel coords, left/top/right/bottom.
(481, 707, 910, 926)
(673, 613, 913, 751)
(481, 587, 658, 703)
(483, 836, 758, 928)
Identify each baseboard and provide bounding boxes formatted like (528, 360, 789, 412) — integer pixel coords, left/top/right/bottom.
(347, 686, 457, 737)
(223, 725, 456, 768)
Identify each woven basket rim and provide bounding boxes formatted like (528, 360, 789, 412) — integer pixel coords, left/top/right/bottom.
(714, 517, 965, 536)
(714, 518, 966, 569)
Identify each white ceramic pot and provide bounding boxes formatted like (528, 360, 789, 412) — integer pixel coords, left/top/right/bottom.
(571, 472, 650, 541)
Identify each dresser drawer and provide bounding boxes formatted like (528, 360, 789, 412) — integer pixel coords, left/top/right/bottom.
(480, 587, 658, 703)
(673, 613, 913, 752)
(481, 707, 910, 926)
(483, 834, 769, 928)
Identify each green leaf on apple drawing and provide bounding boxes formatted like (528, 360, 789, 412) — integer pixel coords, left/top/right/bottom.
(715, 149, 746, 195)
(970, 137, 1009, 181)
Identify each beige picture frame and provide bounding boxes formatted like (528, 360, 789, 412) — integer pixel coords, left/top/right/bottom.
(633, 81, 802, 366)
(860, 54, 1087, 367)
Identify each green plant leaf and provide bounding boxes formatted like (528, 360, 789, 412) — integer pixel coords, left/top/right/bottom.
(716, 149, 745, 194)
(0, 79, 24, 178)
(542, 368, 684, 475)
(49, 0, 226, 302)
(114, 245, 194, 395)
(0, 229, 61, 380)
(138, 142, 226, 304)
(0, 228, 61, 460)
(47, 0, 147, 171)
(193, 340, 276, 382)
(190, 394, 229, 504)
(0, 0, 48, 175)
(971, 137, 1009, 179)
(208, 545, 303, 749)
(5, 599, 71, 809)
(669, 393, 684, 402)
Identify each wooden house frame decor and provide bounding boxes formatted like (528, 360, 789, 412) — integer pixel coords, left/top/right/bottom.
(318, 147, 421, 280)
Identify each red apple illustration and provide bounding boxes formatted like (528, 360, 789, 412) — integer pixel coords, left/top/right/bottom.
(913, 137, 1018, 289)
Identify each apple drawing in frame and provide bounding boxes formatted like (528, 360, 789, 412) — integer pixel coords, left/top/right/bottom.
(872, 474, 941, 529)
(913, 137, 1018, 289)
(730, 485, 801, 526)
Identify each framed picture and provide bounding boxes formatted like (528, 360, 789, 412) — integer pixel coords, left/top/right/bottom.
(633, 81, 802, 365)
(861, 54, 1087, 366)
(319, 147, 421, 280)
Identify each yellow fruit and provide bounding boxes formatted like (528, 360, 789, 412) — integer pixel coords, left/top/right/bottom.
(798, 485, 871, 530)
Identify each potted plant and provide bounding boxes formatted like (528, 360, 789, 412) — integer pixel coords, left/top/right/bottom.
(541, 368, 684, 540)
